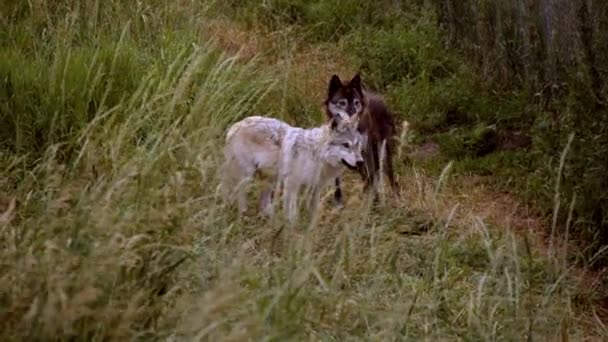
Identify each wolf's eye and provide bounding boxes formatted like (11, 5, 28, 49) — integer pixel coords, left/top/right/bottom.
(338, 99, 347, 107)
(342, 142, 351, 148)
(354, 99, 361, 107)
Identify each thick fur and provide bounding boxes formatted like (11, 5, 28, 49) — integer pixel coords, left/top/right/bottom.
(324, 74, 400, 203)
(221, 115, 363, 224)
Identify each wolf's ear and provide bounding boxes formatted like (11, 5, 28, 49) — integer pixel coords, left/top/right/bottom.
(328, 74, 342, 97)
(349, 73, 362, 95)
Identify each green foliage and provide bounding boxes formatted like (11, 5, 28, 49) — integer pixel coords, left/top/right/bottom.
(218, 0, 404, 42)
(431, 124, 496, 159)
(345, 13, 453, 89)
(0, 39, 144, 156)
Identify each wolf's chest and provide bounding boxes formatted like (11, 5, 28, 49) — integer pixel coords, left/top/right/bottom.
(290, 144, 322, 172)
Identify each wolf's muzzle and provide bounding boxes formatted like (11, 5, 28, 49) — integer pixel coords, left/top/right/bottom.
(341, 159, 360, 171)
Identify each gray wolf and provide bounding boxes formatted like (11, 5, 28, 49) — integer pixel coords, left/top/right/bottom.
(324, 73, 401, 204)
(221, 114, 363, 224)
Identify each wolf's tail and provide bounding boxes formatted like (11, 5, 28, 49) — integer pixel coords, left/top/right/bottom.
(396, 120, 410, 161)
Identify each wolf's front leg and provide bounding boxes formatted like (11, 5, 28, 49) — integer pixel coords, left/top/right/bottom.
(283, 183, 299, 224)
(333, 177, 343, 207)
(308, 186, 322, 219)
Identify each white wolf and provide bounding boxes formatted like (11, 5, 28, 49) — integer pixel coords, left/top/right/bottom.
(221, 115, 363, 224)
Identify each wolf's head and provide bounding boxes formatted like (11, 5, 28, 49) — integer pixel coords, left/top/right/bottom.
(322, 115, 364, 170)
(324, 74, 365, 125)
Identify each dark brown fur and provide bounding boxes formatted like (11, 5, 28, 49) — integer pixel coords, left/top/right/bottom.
(324, 74, 400, 204)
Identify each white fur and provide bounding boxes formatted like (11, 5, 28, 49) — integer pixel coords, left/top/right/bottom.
(221, 115, 363, 224)
(327, 101, 363, 123)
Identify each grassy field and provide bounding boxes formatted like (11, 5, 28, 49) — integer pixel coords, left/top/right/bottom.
(1, 1, 607, 340)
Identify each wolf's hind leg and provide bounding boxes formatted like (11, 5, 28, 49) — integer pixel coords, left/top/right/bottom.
(219, 157, 239, 206)
(235, 177, 251, 215)
(283, 181, 299, 224)
(259, 185, 275, 217)
(383, 138, 400, 199)
(231, 163, 255, 215)
(363, 141, 381, 203)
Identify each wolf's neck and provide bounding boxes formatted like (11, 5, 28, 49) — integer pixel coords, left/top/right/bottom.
(302, 125, 340, 185)
(299, 125, 330, 147)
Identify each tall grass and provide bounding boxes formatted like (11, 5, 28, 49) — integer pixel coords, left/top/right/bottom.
(0, 39, 275, 341)
(0, 0, 605, 340)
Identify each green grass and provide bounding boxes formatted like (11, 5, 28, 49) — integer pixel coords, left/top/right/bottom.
(0, 1, 606, 340)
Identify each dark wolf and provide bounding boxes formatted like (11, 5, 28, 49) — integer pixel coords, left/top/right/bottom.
(323, 73, 400, 204)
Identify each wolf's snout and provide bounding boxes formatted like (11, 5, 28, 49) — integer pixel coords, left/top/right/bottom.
(341, 159, 359, 171)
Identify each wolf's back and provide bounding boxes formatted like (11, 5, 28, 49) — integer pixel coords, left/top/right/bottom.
(226, 119, 248, 142)
(225, 116, 291, 145)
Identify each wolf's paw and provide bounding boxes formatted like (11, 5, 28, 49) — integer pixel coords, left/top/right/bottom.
(332, 198, 345, 210)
